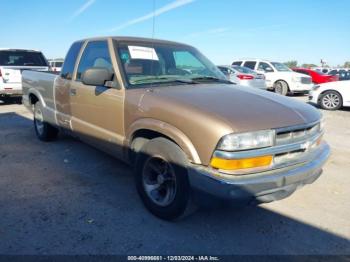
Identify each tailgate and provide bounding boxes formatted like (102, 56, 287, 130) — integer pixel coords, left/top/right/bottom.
(1, 66, 49, 83)
(1, 68, 22, 83)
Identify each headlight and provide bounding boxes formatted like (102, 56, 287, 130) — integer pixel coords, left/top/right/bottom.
(292, 76, 302, 82)
(217, 130, 275, 151)
(320, 117, 325, 131)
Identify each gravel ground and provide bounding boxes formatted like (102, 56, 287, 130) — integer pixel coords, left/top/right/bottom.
(0, 96, 349, 255)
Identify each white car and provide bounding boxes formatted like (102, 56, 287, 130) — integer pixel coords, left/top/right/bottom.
(48, 59, 64, 73)
(309, 80, 350, 110)
(232, 59, 314, 95)
(0, 48, 49, 98)
(217, 65, 267, 89)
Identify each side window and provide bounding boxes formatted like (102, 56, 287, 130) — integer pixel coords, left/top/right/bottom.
(76, 41, 113, 81)
(298, 70, 310, 76)
(232, 61, 242, 66)
(243, 61, 256, 70)
(61, 41, 83, 80)
(258, 62, 274, 72)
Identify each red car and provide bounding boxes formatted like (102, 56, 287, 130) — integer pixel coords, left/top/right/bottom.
(292, 68, 339, 84)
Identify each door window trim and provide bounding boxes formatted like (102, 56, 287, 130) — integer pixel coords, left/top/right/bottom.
(73, 40, 113, 82)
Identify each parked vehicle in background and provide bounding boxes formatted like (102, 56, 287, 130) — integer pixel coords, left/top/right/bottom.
(0, 49, 49, 99)
(328, 69, 350, 81)
(314, 67, 332, 74)
(48, 59, 64, 73)
(218, 65, 266, 89)
(309, 80, 350, 110)
(22, 36, 329, 220)
(232, 59, 313, 96)
(292, 68, 339, 84)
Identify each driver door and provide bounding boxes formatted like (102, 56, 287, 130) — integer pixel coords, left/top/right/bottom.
(70, 40, 125, 158)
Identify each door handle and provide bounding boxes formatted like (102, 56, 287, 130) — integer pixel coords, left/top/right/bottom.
(70, 89, 77, 96)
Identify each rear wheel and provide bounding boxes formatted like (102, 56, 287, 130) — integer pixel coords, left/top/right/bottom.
(34, 102, 59, 141)
(319, 91, 342, 110)
(135, 137, 192, 220)
(274, 80, 289, 96)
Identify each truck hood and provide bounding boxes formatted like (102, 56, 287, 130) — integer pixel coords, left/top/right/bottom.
(143, 84, 321, 132)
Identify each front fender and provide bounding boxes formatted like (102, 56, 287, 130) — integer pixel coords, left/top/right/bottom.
(126, 118, 202, 164)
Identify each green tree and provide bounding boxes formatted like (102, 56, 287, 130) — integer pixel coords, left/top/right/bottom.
(284, 60, 298, 68)
(343, 61, 350, 68)
(301, 64, 317, 68)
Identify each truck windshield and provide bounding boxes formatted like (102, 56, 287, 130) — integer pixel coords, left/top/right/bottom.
(0, 51, 48, 66)
(117, 43, 227, 87)
(271, 62, 292, 72)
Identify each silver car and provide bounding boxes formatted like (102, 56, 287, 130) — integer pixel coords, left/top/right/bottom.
(218, 65, 267, 90)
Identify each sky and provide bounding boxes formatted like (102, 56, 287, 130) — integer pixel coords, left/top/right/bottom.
(1, 0, 349, 66)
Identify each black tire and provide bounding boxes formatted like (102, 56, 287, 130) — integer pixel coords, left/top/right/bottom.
(135, 137, 191, 220)
(33, 102, 59, 141)
(319, 90, 343, 111)
(274, 80, 289, 96)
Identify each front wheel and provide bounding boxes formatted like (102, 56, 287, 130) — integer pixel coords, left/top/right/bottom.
(319, 91, 342, 110)
(274, 80, 289, 96)
(33, 102, 59, 141)
(135, 137, 191, 220)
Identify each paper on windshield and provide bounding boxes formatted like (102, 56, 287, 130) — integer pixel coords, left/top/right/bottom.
(128, 46, 159, 61)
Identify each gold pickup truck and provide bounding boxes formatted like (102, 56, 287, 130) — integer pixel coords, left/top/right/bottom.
(22, 37, 330, 220)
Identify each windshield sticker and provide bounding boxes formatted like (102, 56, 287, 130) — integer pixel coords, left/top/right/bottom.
(128, 46, 159, 61)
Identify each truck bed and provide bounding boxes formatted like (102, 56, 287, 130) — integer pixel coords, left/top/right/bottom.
(22, 70, 58, 116)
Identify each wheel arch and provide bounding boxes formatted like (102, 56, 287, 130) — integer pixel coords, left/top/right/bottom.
(127, 118, 201, 165)
(274, 79, 290, 90)
(27, 88, 46, 108)
(319, 89, 343, 105)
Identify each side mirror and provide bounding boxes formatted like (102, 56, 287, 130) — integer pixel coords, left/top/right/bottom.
(82, 67, 113, 87)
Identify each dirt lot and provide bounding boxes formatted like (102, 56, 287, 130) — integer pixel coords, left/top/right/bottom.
(0, 96, 349, 255)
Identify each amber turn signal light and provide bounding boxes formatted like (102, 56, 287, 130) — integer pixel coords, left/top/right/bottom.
(210, 155, 273, 170)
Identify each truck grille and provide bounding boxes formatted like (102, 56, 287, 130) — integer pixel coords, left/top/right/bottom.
(276, 123, 321, 145)
(301, 77, 312, 84)
(273, 122, 322, 167)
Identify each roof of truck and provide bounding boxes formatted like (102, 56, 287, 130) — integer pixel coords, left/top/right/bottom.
(0, 48, 42, 52)
(75, 36, 192, 47)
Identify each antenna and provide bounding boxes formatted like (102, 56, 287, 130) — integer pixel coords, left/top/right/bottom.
(152, 0, 156, 39)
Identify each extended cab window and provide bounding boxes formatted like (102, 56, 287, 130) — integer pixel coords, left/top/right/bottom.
(61, 41, 83, 80)
(76, 41, 113, 81)
(232, 61, 242, 66)
(243, 61, 256, 70)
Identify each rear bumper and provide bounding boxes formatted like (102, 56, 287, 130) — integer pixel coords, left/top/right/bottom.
(0, 89, 22, 96)
(188, 142, 330, 204)
(0, 83, 22, 96)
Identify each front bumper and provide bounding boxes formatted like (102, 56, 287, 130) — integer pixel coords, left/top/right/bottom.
(188, 142, 330, 204)
(308, 90, 320, 105)
(289, 82, 313, 93)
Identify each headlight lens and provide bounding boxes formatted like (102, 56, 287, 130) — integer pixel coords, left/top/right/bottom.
(320, 117, 325, 131)
(292, 76, 302, 82)
(217, 130, 275, 151)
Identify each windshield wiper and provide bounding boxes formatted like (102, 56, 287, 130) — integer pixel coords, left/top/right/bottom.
(191, 76, 233, 84)
(132, 77, 198, 85)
